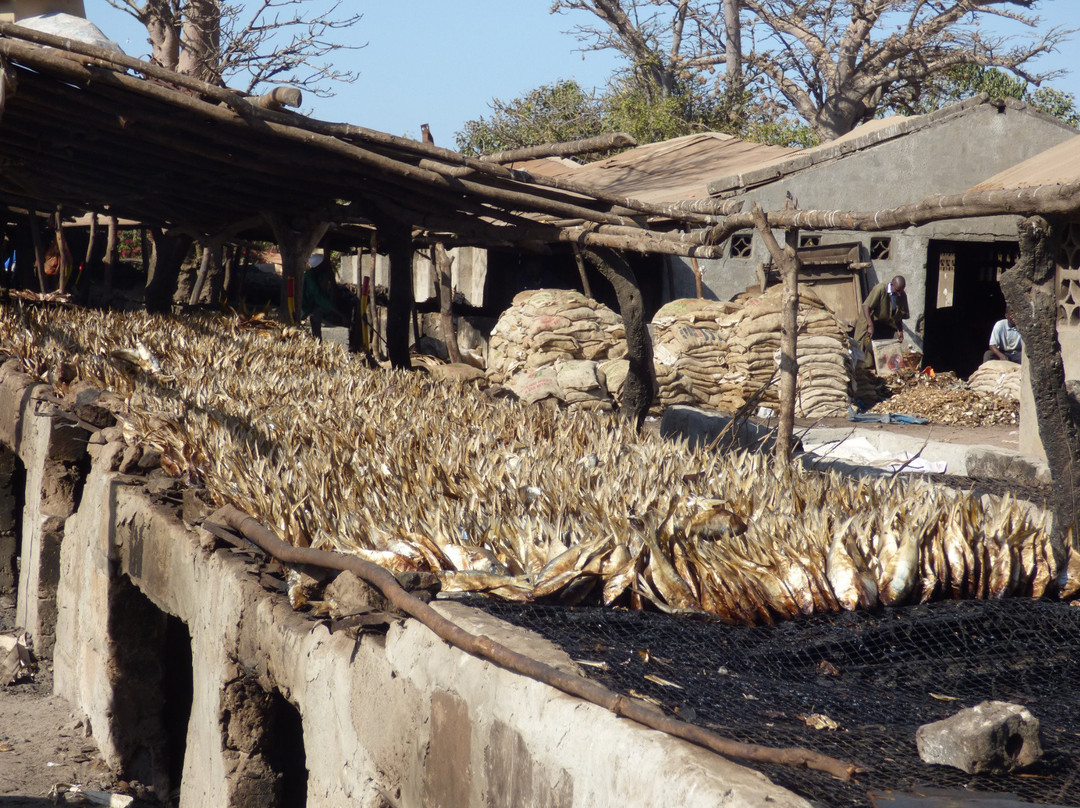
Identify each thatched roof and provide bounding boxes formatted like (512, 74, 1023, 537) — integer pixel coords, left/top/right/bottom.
(0, 23, 732, 258)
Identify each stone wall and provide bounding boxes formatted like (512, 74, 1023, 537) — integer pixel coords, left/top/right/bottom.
(1, 361, 811, 808)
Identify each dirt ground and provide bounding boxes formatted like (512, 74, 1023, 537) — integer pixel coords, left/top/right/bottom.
(0, 594, 121, 807)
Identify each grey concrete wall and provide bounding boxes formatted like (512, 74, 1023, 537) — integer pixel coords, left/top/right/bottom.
(1020, 326, 1080, 458)
(3, 365, 812, 807)
(669, 101, 1077, 348)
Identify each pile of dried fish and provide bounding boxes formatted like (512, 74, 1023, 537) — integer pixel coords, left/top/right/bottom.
(871, 370, 1019, 426)
(0, 303, 1074, 625)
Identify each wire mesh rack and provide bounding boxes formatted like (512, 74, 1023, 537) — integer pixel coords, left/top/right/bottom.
(468, 598, 1080, 808)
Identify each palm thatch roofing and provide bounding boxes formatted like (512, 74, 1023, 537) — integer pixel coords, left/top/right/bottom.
(0, 22, 734, 258)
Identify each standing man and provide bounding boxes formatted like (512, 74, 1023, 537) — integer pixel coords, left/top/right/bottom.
(856, 275, 909, 366)
(984, 310, 1023, 363)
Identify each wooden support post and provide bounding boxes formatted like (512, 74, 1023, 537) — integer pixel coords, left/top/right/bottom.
(571, 245, 594, 300)
(103, 216, 118, 297)
(139, 227, 149, 277)
(188, 242, 214, 306)
(434, 243, 462, 364)
(380, 219, 415, 369)
(751, 204, 800, 462)
(999, 216, 1080, 561)
(84, 212, 98, 274)
(54, 212, 72, 295)
(583, 249, 655, 428)
(265, 215, 330, 324)
(144, 229, 193, 313)
(26, 209, 46, 293)
(690, 255, 704, 299)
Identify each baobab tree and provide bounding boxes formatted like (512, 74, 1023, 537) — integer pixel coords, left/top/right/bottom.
(553, 0, 1070, 140)
(107, 0, 362, 94)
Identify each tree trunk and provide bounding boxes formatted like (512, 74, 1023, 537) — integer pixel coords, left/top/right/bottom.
(434, 243, 462, 364)
(144, 6, 180, 72)
(177, 0, 221, 84)
(583, 249, 655, 428)
(723, 0, 743, 123)
(999, 216, 1080, 562)
(145, 230, 193, 313)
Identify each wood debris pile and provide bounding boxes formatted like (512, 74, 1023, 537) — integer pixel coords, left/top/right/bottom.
(871, 370, 1019, 426)
(1, 304, 1074, 625)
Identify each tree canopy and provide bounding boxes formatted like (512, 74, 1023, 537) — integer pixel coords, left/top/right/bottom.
(552, 0, 1074, 140)
(455, 77, 817, 158)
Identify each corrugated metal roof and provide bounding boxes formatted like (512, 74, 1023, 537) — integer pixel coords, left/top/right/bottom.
(968, 134, 1080, 193)
(510, 132, 797, 204)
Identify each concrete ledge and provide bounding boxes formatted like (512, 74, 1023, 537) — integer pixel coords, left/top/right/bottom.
(798, 425, 1050, 484)
(661, 405, 782, 454)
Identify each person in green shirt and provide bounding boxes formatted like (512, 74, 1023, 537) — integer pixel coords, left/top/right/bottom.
(855, 275, 909, 368)
(301, 255, 347, 338)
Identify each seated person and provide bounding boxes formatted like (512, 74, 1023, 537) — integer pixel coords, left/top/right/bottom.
(984, 311, 1022, 364)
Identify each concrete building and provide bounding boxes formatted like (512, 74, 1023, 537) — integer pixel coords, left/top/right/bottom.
(962, 134, 1080, 458)
(680, 97, 1077, 377)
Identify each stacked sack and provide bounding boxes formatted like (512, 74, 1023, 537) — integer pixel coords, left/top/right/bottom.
(968, 360, 1021, 401)
(730, 286, 852, 418)
(487, 289, 625, 384)
(506, 360, 613, 413)
(651, 299, 743, 411)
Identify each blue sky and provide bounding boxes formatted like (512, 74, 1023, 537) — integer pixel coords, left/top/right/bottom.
(84, 1, 1079, 145)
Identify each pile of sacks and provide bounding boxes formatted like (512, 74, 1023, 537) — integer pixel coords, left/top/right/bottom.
(968, 360, 1021, 401)
(488, 289, 625, 413)
(487, 289, 625, 384)
(651, 298, 744, 411)
(729, 287, 852, 418)
(488, 287, 853, 419)
(650, 288, 853, 418)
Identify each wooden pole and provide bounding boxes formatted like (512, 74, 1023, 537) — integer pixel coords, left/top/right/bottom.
(380, 219, 414, 369)
(26, 209, 46, 293)
(188, 241, 213, 305)
(571, 245, 594, 300)
(751, 204, 800, 462)
(103, 216, 118, 298)
(434, 243, 462, 364)
(215, 504, 859, 782)
(690, 255, 704, 299)
(480, 132, 636, 164)
(84, 211, 98, 273)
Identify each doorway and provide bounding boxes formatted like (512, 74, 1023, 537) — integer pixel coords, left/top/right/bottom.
(922, 240, 1018, 379)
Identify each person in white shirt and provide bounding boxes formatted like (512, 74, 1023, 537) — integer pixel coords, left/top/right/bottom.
(984, 311, 1022, 363)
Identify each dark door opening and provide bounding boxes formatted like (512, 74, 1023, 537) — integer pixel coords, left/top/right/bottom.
(922, 240, 1018, 379)
(267, 690, 308, 808)
(109, 577, 193, 805)
(0, 448, 26, 595)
